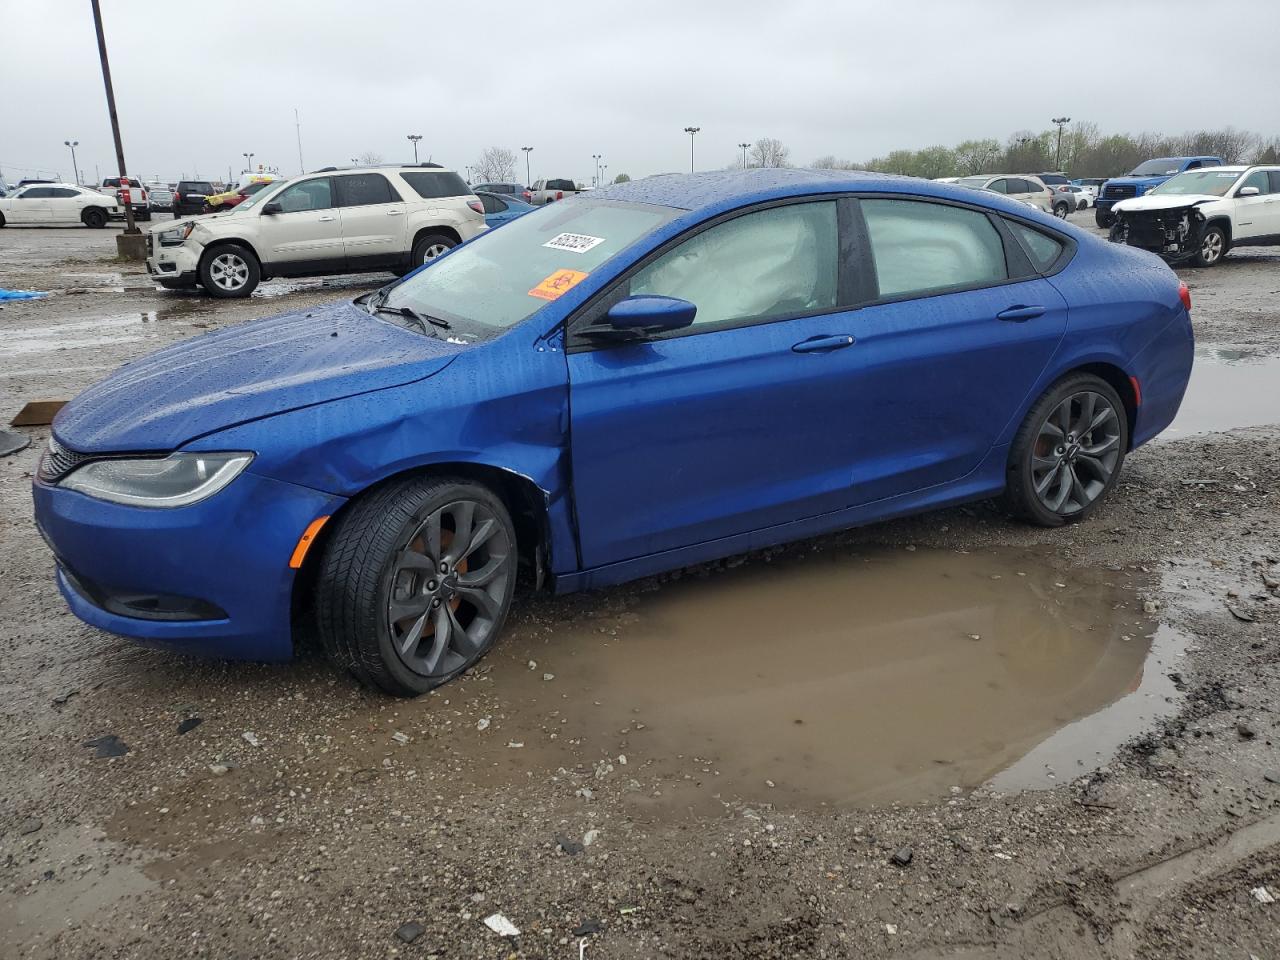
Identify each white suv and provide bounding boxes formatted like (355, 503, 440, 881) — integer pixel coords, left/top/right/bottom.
(146, 164, 487, 297)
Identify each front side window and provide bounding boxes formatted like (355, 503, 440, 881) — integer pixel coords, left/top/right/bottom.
(1238, 171, 1270, 195)
(862, 199, 1007, 300)
(337, 173, 397, 207)
(629, 201, 838, 329)
(273, 178, 333, 212)
(22, 187, 53, 199)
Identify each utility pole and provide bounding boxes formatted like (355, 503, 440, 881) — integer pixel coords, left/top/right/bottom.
(683, 126, 700, 173)
(295, 108, 305, 173)
(64, 140, 81, 184)
(407, 134, 423, 164)
(521, 146, 533, 186)
(1051, 116, 1071, 171)
(738, 141, 750, 169)
(91, 0, 142, 257)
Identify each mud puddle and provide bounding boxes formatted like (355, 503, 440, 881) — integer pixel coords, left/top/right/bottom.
(4, 308, 208, 358)
(470, 546, 1164, 810)
(1166, 347, 1280, 437)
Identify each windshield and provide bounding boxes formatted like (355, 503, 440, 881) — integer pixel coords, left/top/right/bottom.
(234, 177, 293, 211)
(383, 199, 680, 340)
(1148, 169, 1242, 197)
(1128, 159, 1183, 176)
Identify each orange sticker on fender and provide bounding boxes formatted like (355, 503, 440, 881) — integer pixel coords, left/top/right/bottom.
(528, 268, 589, 301)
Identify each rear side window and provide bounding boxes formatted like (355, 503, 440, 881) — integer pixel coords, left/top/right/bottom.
(986, 179, 1009, 194)
(49, 188, 79, 198)
(861, 199, 1008, 300)
(399, 171, 470, 199)
(1006, 221, 1065, 272)
(1269, 171, 1280, 194)
(336, 173, 397, 207)
(479, 194, 507, 214)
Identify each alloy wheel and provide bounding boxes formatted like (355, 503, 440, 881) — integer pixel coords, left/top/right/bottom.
(386, 499, 513, 678)
(1030, 391, 1122, 515)
(208, 252, 249, 292)
(422, 242, 451, 263)
(1201, 231, 1224, 264)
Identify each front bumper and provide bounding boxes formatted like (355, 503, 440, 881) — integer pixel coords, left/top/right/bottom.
(33, 467, 345, 661)
(1112, 207, 1204, 262)
(145, 236, 201, 280)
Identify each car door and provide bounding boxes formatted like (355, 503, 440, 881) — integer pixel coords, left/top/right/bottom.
(835, 198, 1069, 506)
(1232, 170, 1278, 240)
(7, 187, 51, 222)
(566, 198, 865, 569)
(46, 187, 83, 222)
(254, 176, 344, 272)
(336, 173, 408, 269)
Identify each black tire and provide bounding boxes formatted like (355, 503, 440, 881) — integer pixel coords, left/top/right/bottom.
(410, 232, 457, 267)
(1053, 201, 1070, 219)
(1004, 373, 1129, 528)
(82, 208, 107, 229)
(314, 475, 518, 696)
(1095, 209, 1115, 229)
(1193, 225, 1227, 268)
(0, 212, 6, 227)
(139, 210, 152, 222)
(198, 243, 260, 298)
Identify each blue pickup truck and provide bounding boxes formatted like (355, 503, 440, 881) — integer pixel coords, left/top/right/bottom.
(1095, 156, 1223, 227)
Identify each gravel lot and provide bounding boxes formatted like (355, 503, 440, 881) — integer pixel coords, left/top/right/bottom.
(2, 213, 1279, 959)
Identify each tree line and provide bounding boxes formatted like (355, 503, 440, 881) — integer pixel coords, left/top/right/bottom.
(811, 123, 1279, 179)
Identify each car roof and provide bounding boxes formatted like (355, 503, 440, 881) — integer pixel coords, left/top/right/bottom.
(590, 168, 937, 211)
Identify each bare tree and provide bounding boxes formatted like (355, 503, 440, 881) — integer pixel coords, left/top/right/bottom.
(473, 146, 517, 184)
(750, 137, 790, 168)
(356, 151, 384, 166)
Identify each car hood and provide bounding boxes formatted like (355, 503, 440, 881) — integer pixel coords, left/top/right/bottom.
(53, 300, 464, 454)
(1114, 193, 1222, 212)
(1104, 176, 1166, 189)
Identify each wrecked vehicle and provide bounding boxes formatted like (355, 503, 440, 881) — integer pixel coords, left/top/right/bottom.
(1109, 165, 1280, 267)
(33, 170, 1194, 696)
(1094, 156, 1222, 228)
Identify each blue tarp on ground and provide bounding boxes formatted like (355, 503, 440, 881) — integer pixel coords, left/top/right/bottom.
(0, 288, 47, 300)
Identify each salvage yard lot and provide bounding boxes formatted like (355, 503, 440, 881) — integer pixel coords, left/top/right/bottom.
(2, 218, 1280, 958)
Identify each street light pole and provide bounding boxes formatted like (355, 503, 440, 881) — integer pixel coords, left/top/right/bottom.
(64, 140, 81, 185)
(1051, 116, 1071, 171)
(90, 0, 140, 251)
(592, 153, 601, 188)
(683, 127, 700, 173)
(243, 151, 254, 174)
(407, 134, 423, 164)
(601, 163, 608, 185)
(738, 142, 750, 169)
(521, 146, 533, 185)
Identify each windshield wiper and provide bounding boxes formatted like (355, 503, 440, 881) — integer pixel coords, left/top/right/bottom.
(372, 304, 452, 336)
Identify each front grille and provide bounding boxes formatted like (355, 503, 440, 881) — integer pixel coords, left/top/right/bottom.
(1104, 184, 1137, 200)
(38, 437, 94, 484)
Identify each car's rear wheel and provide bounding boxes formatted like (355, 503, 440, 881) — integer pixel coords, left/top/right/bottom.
(1053, 201, 1070, 219)
(82, 208, 107, 229)
(411, 233, 456, 266)
(315, 476, 518, 696)
(1194, 226, 1227, 267)
(199, 244, 260, 297)
(1004, 373, 1128, 528)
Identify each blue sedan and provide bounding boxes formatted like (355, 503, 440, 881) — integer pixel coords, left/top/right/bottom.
(33, 170, 1194, 695)
(475, 190, 535, 228)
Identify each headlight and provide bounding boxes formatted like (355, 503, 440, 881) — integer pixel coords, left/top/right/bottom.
(61, 452, 253, 508)
(157, 222, 195, 246)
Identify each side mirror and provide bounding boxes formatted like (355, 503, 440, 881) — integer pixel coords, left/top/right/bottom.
(579, 296, 697, 343)
(1238, 186, 1261, 197)
(261, 201, 282, 214)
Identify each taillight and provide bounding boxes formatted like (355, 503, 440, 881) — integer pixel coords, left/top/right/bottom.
(555, 191, 563, 200)
(522, 191, 531, 202)
(1179, 281, 1191, 312)
(174, 192, 182, 202)
(467, 198, 484, 215)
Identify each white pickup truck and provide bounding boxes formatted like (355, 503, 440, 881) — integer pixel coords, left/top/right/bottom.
(528, 178, 579, 205)
(1110, 165, 1280, 267)
(101, 176, 152, 221)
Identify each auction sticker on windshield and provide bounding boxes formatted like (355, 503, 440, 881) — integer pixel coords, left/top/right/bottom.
(528, 269, 589, 301)
(543, 233, 606, 254)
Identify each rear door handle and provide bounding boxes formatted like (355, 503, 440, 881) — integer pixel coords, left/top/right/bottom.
(792, 334, 855, 353)
(997, 305, 1045, 322)
(318, 215, 336, 222)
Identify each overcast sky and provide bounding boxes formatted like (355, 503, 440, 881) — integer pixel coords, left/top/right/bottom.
(3, 0, 1277, 186)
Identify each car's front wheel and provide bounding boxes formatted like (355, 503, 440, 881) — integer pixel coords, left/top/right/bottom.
(1004, 373, 1128, 527)
(1194, 226, 1227, 267)
(199, 244, 260, 297)
(315, 476, 518, 696)
(1095, 209, 1114, 229)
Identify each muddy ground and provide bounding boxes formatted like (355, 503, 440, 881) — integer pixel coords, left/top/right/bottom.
(1, 215, 1279, 959)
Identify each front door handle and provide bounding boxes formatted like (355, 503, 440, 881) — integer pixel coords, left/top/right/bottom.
(792, 334, 855, 353)
(387, 209, 403, 216)
(997, 305, 1045, 322)
(317, 215, 336, 222)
